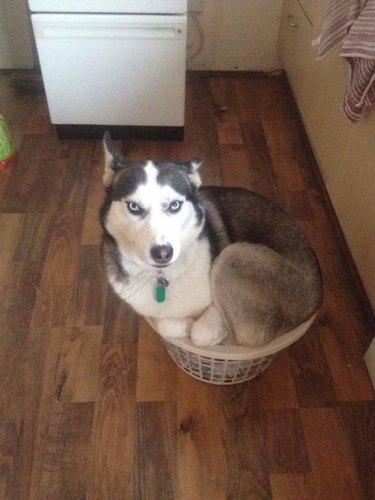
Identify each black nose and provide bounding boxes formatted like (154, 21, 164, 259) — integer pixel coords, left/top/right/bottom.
(150, 244, 173, 264)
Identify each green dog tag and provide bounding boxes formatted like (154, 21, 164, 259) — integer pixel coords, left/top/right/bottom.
(156, 284, 166, 303)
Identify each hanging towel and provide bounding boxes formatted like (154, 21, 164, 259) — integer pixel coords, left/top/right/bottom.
(315, 0, 375, 121)
(341, 0, 375, 120)
(315, 0, 366, 58)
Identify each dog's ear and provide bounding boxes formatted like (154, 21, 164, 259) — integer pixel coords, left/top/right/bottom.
(186, 158, 202, 188)
(103, 132, 126, 187)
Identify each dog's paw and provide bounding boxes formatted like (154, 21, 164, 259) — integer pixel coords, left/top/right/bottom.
(155, 317, 194, 339)
(191, 306, 228, 346)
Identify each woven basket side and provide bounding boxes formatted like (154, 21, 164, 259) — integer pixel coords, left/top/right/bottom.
(162, 339, 276, 385)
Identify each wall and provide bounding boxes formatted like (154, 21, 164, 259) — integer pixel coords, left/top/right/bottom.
(279, 0, 375, 310)
(0, 0, 34, 68)
(187, 0, 283, 71)
(318, 66, 375, 308)
(1, 0, 283, 72)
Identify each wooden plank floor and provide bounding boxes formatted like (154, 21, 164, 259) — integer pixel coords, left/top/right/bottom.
(0, 73, 374, 499)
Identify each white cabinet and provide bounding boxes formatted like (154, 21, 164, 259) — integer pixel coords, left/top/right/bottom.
(31, 13, 187, 128)
(279, 0, 375, 310)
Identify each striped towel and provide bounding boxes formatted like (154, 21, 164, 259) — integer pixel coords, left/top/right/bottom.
(315, 0, 375, 121)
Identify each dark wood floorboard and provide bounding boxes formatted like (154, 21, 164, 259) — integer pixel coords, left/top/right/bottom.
(0, 73, 374, 500)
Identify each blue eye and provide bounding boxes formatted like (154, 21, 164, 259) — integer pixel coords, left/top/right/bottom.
(127, 201, 143, 215)
(168, 200, 183, 213)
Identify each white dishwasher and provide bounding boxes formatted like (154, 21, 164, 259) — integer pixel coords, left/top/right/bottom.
(28, 0, 187, 139)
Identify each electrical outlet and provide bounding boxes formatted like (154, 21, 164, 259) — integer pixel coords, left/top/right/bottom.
(188, 0, 204, 13)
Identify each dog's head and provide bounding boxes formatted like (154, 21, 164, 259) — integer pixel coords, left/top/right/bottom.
(101, 132, 205, 271)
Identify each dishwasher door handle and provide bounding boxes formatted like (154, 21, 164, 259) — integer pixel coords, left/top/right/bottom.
(32, 15, 186, 40)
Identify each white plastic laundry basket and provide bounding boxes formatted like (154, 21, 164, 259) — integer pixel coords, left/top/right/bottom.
(145, 315, 316, 385)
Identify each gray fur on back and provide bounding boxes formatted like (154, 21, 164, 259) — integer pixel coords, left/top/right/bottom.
(199, 187, 323, 346)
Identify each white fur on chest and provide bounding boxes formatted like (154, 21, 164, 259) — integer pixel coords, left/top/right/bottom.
(110, 237, 212, 319)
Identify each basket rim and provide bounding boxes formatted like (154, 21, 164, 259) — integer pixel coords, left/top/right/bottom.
(145, 314, 316, 361)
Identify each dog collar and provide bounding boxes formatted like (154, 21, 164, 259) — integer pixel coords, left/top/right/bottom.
(155, 272, 169, 303)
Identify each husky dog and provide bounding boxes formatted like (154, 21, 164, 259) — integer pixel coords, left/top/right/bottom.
(100, 133, 322, 347)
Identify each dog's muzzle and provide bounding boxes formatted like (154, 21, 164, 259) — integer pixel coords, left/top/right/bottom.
(150, 244, 173, 266)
